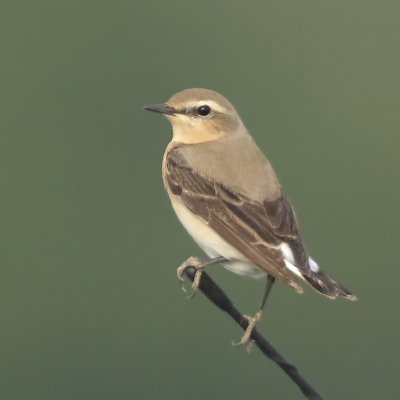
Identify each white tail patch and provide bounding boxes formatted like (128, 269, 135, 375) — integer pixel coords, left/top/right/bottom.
(309, 257, 320, 273)
(283, 259, 304, 278)
(280, 243, 304, 278)
(280, 243, 320, 278)
(280, 242, 294, 263)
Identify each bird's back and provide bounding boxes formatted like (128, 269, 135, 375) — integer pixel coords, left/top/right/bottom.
(178, 131, 282, 203)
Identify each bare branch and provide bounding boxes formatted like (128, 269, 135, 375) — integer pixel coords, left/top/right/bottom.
(184, 266, 324, 400)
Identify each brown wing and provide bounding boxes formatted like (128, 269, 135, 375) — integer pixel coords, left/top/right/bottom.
(165, 147, 311, 292)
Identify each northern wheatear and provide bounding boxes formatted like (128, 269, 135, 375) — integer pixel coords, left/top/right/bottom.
(145, 88, 357, 346)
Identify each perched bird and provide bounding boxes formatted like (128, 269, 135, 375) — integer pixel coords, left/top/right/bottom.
(144, 88, 357, 345)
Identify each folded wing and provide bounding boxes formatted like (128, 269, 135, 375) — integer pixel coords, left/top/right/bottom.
(165, 147, 314, 293)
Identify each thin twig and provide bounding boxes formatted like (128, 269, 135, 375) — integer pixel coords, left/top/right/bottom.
(184, 266, 324, 400)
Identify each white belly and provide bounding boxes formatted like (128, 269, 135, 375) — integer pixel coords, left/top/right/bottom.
(170, 196, 266, 279)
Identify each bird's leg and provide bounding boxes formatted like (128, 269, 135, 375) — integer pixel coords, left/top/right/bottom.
(177, 256, 226, 298)
(234, 274, 276, 348)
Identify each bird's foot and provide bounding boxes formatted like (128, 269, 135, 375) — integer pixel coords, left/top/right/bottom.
(232, 310, 263, 349)
(176, 256, 204, 298)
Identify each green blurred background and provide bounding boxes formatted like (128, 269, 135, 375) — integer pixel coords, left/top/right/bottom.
(1, 1, 399, 399)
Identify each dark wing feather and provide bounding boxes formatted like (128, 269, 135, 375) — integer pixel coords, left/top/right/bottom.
(165, 148, 311, 291)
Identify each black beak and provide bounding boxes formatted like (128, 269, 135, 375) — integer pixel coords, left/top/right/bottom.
(143, 103, 177, 115)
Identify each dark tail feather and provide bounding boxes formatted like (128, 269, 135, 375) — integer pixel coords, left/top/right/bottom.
(303, 269, 358, 301)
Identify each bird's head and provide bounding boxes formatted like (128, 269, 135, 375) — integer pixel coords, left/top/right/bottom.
(144, 88, 243, 144)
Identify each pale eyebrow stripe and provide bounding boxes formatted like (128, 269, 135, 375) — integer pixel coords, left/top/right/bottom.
(194, 100, 226, 113)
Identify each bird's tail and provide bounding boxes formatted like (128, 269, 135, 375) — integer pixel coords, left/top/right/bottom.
(303, 261, 357, 301)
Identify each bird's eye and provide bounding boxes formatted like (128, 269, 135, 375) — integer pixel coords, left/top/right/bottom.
(196, 105, 211, 117)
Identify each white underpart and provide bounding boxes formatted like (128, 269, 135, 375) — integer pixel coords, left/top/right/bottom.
(171, 198, 265, 279)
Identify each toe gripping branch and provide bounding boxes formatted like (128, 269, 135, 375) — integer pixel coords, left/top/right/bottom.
(184, 266, 324, 400)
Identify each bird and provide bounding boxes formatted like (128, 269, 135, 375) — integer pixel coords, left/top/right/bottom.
(144, 88, 357, 346)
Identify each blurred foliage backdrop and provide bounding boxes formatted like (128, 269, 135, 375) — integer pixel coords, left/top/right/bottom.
(1, 1, 399, 399)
